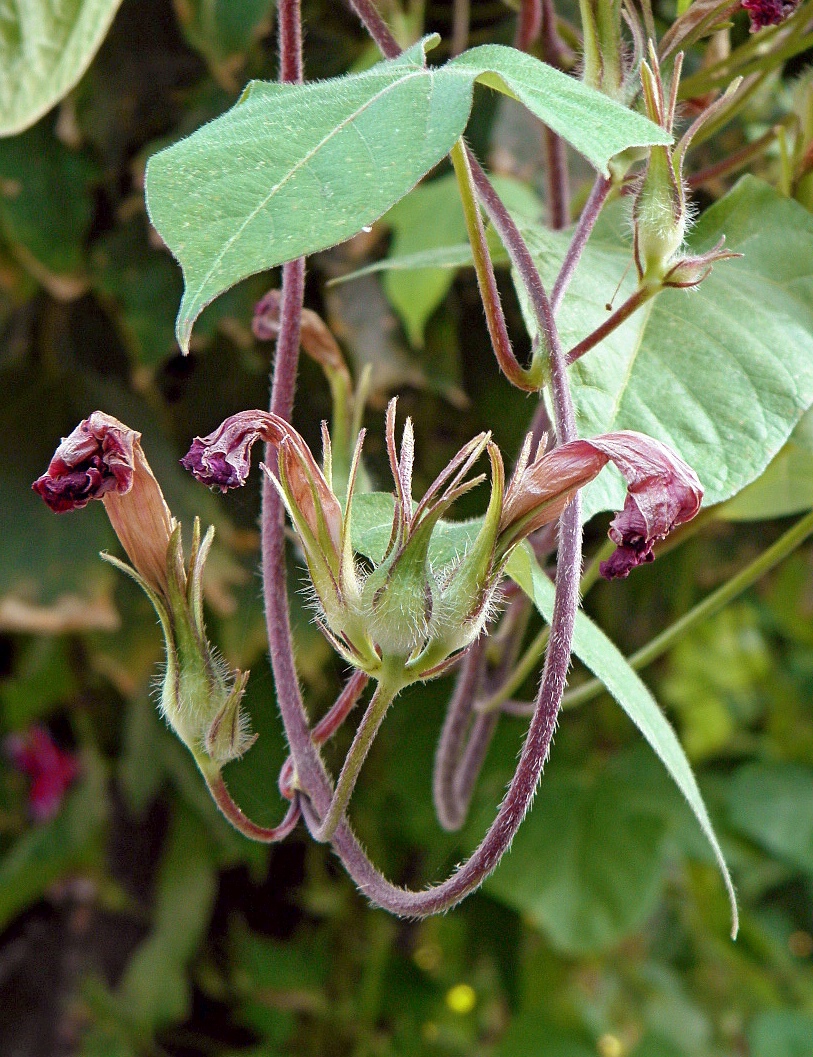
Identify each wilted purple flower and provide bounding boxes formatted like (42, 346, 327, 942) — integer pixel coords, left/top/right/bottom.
(34, 414, 256, 773)
(742, 0, 799, 30)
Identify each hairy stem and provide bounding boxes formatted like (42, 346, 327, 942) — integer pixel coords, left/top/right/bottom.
(551, 174, 612, 313)
(205, 770, 301, 841)
(279, 670, 369, 798)
(566, 283, 658, 364)
(433, 638, 487, 830)
(308, 676, 402, 843)
(450, 140, 540, 391)
(544, 127, 570, 230)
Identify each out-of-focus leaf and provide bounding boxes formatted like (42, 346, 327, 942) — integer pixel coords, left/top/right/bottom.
(749, 1011, 813, 1057)
(519, 178, 813, 520)
(0, 0, 125, 136)
(492, 1013, 594, 1056)
(118, 802, 217, 1031)
(0, 122, 96, 276)
(91, 219, 184, 367)
(0, 638, 79, 729)
(174, 0, 276, 89)
(659, 605, 770, 761)
(0, 751, 107, 931)
(485, 751, 671, 954)
(720, 406, 813, 521)
(145, 37, 668, 350)
(381, 173, 541, 346)
(506, 544, 739, 937)
(727, 762, 813, 874)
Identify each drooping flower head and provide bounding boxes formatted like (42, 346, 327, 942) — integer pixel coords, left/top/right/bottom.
(34, 413, 256, 775)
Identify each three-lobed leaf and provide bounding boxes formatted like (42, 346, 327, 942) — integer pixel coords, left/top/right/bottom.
(145, 36, 669, 351)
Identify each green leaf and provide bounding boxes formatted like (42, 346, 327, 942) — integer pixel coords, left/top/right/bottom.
(726, 762, 813, 874)
(145, 37, 668, 350)
(0, 122, 96, 275)
(175, 0, 276, 76)
(749, 1012, 813, 1057)
(0, 0, 125, 136)
(505, 544, 739, 938)
(449, 44, 670, 173)
(381, 173, 541, 346)
(485, 751, 671, 954)
(519, 177, 813, 520)
(118, 803, 217, 1031)
(720, 406, 813, 521)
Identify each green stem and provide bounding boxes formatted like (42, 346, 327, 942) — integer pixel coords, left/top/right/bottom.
(562, 507, 813, 710)
(450, 139, 542, 391)
(310, 675, 402, 843)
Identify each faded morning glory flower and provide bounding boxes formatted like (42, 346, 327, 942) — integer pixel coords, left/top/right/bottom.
(742, 0, 799, 30)
(184, 403, 702, 680)
(33, 413, 255, 776)
(6, 725, 78, 822)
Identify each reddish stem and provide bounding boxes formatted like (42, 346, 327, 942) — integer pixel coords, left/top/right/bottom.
(207, 771, 301, 841)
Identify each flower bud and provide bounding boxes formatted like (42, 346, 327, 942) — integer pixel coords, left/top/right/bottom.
(34, 413, 256, 776)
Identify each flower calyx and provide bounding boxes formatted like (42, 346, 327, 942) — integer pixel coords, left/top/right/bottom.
(633, 46, 742, 287)
(33, 413, 256, 775)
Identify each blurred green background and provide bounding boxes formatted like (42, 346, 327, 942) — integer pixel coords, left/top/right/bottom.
(1, 1, 813, 1055)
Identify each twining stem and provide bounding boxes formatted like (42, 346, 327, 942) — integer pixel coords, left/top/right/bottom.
(551, 174, 612, 313)
(450, 140, 540, 391)
(291, 0, 583, 915)
(433, 637, 487, 830)
(278, 670, 369, 799)
(205, 769, 301, 841)
(566, 283, 658, 364)
(561, 507, 813, 709)
(308, 675, 403, 843)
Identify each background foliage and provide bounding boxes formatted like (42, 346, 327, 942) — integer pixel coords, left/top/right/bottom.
(1, 1, 813, 1055)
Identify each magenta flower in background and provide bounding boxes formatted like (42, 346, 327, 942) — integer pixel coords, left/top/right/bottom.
(742, 0, 800, 30)
(6, 725, 78, 822)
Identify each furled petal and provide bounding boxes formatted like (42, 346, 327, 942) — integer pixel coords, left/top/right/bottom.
(33, 412, 135, 512)
(498, 430, 703, 576)
(33, 413, 175, 595)
(183, 410, 342, 557)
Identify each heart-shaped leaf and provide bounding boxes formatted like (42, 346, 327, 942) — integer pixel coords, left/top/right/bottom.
(145, 37, 668, 351)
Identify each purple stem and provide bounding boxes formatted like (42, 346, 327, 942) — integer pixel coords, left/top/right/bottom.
(551, 174, 611, 313)
(433, 638, 487, 830)
(514, 0, 542, 50)
(566, 285, 655, 365)
(544, 127, 570, 231)
(207, 772, 301, 841)
(275, 0, 583, 916)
